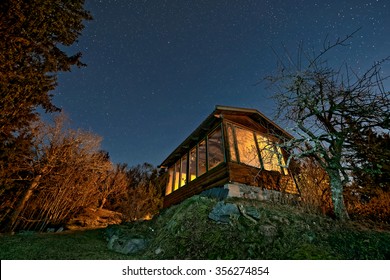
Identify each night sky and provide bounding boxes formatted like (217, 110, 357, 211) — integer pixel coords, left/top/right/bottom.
(53, 0, 390, 167)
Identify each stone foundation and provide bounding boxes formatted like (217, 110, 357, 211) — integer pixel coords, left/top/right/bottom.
(224, 182, 300, 204)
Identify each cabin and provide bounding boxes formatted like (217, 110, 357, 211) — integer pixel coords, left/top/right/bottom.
(160, 105, 299, 208)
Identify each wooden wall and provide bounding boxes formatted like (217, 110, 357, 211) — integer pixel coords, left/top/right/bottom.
(228, 162, 299, 194)
(163, 161, 299, 208)
(163, 163, 229, 208)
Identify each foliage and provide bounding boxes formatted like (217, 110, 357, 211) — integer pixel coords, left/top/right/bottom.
(346, 188, 390, 224)
(343, 129, 390, 223)
(291, 158, 333, 216)
(0, 0, 92, 134)
(266, 31, 390, 219)
(350, 129, 390, 192)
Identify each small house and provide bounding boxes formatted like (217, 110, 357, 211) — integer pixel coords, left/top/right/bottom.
(160, 105, 299, 208)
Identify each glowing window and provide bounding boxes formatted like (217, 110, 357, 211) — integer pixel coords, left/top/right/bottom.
(165, 167, 174, 195)
(180, 154, 188, 187)
(208, 126, 224, 170)
(189, 147, 197, 182)
(276, 145, 289, 175)
(198, 140, 207, 176)
(256, 134, 280, 172)
(235, 127, 260, 168)
(227, 124, 237, 162)
(174, 160, 181, 190)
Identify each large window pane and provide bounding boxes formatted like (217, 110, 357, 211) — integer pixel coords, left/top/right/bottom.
(256, 134, 280, 172)
(189, 147, 197, 182)
(276, 145, 289, 175)
(165, 167, 174, 195)
(174, 160, 181, 190)
(208, 126, 224, 170)
(180, 154, 188, 187)
(227, 124, 237, 162)
(235, 127, 260, 167)
(198, 140, 207, 176)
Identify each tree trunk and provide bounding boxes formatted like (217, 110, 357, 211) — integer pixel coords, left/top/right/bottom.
(327, 168, 349, 220)
(5, 174, 42, 232)
(99, 197, 107, 209)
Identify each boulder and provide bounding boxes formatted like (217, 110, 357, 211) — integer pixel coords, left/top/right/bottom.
(208, 201, 240, 223)
(107, 234, 148, 255)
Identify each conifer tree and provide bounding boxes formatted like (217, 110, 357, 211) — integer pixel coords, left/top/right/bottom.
(0, 0, 91, 134)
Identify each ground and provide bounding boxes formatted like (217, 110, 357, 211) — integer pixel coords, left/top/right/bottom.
(0, 196, 389, 260)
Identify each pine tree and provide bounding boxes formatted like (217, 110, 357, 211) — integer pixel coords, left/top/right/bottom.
(0, 0, 91, 133)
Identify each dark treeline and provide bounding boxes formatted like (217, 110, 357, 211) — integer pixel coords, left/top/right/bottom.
(0, 114, 165, 232)
(0, 0, 164, 232)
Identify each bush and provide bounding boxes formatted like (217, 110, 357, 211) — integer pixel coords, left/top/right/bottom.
(346, 189, 390, 223)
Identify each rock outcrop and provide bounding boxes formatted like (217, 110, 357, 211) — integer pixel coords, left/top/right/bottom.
(66, 208, 123, 230)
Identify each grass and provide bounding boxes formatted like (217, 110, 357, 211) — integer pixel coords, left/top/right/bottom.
(0, 229, 128, 260)
(1, 195, 389, 260)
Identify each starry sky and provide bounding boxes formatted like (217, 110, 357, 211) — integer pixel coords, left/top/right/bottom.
(53, 0, 390, 167)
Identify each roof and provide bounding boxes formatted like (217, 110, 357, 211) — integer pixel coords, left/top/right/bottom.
(159, 105, 293, 168)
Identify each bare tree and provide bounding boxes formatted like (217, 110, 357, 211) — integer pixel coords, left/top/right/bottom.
(124, 163, 164, 221)
(266, 32, 390, 220)
(4, 114, 111, 231)
(1, 114, 167, 231)
(98, 163, 128, 210)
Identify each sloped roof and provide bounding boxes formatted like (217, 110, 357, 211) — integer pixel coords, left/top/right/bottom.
(159, 105, 293, 168)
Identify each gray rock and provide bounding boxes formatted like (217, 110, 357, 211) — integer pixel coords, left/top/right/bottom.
(208, 201, 240, 223)
(108, 235, 148, 255)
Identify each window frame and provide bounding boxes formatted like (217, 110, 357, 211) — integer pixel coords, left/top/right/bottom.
(232, 124, 261, 168)
(226, 121, 288, 173)
(165, 123, 227, 195)
(207, 124, 225, 171)
(197, 137, 208, 177)
(180, 153, 188, 187)
(188, 145, 198, 182)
